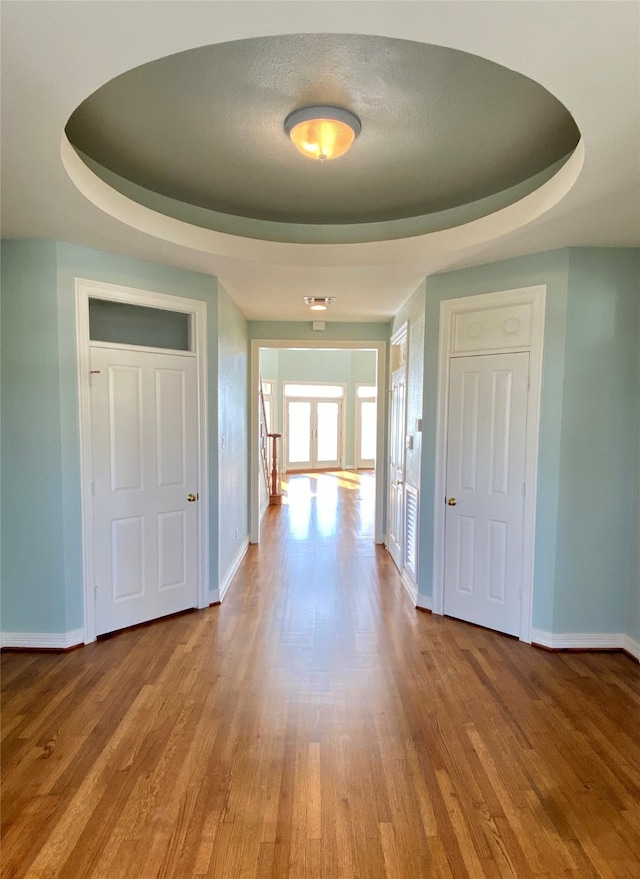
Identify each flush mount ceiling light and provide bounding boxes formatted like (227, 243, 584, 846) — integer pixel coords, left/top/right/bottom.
(304, 296, 336, 311)
(284, 106, 361, 161)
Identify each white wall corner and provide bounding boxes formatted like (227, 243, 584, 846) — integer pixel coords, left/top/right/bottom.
(415, 593, 433, 611)
(623, 634, 640, 662)
(1, 629, 85, 650)
(401, 571, 418, 605)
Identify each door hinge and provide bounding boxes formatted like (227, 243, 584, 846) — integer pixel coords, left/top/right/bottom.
(518, 587, 523, 601)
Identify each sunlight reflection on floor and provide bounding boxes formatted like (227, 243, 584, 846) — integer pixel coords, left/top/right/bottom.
(282, 471, 375, 539)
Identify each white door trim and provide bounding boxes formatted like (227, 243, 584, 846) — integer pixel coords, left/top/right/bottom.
(432, 285, 546, 643)
(75, 278, 209, 644)
(250, 339, 387, 544)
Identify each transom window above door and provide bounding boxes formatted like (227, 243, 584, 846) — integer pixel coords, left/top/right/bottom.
(89, 297, 192, 351)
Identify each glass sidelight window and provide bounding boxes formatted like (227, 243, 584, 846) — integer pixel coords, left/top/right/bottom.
(356, 385, 377, 468)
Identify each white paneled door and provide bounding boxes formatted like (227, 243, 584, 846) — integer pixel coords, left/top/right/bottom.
(90, 345, 199, 636)
(444, 352, 529, 636)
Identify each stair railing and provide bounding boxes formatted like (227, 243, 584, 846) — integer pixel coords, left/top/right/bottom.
(259, 377, 284, 505)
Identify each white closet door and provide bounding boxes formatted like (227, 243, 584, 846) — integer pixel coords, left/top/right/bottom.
(91, 345, 199, 636)
(444, 352, 529, 636)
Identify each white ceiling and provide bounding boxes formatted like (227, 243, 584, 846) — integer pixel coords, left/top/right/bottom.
(2, 1, 639, 323)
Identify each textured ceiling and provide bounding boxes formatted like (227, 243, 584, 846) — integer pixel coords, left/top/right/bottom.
(1, 2, 638, 322)
(66, 34, 579, 227)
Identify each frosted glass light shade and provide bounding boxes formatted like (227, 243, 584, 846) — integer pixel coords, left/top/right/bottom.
(285, 106, 361, 161)
(304, 296, 335, 310)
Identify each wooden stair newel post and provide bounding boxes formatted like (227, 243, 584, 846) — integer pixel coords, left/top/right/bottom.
(269, 433, 283, 505)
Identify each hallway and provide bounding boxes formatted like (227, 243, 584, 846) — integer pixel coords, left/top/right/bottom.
(2, 472, 639, 878)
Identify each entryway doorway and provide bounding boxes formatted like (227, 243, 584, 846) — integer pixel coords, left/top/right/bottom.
(250, 340, 387, 545)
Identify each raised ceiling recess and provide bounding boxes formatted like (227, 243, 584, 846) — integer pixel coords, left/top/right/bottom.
(65, 33, 580, 245)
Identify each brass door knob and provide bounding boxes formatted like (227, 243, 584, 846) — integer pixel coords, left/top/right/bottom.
(187, 493, 198, 502)
(447, 497, 457, 506)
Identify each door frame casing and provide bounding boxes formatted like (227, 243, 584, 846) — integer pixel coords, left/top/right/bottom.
(432, 285, 546, 643)
(75, 278, 210, 644)
(250, 339, 387, 544)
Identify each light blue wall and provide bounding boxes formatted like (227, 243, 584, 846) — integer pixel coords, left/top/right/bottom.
(1, 240, 222, 635)
(276, 349, 358, 387)
(557, 249, 639, 634)
(420, 248, 639, 639)
(629, 319, 640, 644)
(217, 285, 249, 581)
(1, 241, 67, 632)
(260, 349, 279, 383)
(259, 349, 279, 446)
(248, 321, 389, 342)
(351, 349, 379, 383)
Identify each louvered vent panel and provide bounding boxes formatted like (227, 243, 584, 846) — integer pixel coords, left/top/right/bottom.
(404, 484, 418, 582)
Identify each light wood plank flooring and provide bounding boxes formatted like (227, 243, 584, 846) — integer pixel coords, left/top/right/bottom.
(2, 471, 640, 878)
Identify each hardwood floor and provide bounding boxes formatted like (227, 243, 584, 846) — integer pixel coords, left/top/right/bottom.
(2, 471, 639, 878)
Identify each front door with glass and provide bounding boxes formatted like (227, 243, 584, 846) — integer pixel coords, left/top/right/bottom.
(285, 385, 343, 470)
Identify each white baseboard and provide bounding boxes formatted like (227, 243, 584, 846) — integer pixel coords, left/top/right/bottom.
(531, 629, 640, 660)
(1, 629, 84, 650)
(2, 621, 634, 661)
(415, 593, 433, 611)
(209, 538, 250, 605)
(623, 635, 640, 661)
(401, 572, 417, 605)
